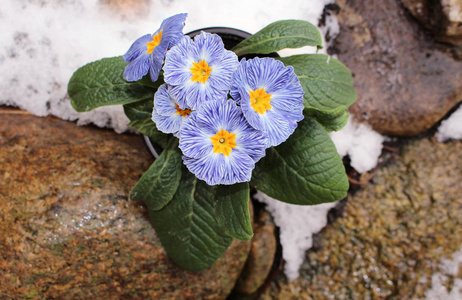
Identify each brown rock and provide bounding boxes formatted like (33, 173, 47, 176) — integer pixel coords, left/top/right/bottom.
(332, 0, 462, 136)
(0, 108, 251, 299)
(262, 138, 462, 299)
(235, 210, 277, 295)
(401, 0, 462, 45)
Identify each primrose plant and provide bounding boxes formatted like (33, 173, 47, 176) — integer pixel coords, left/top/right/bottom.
(68, 13, 356, 271)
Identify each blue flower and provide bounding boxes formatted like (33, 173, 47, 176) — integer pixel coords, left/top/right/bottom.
(179, 99, 268, 185)
(230, 57, 304, 147)
(152, 84, 193, 137)
(163, 32, 239, 110)
(123, 13, 187, 82)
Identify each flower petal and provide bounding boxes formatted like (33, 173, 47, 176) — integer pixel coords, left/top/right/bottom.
(239, 88, 264, 131)
(163, 36, 195, 86)
(179, 113, 214, 159)
(123, 52, 150, 82)
(234, 127, 268, 163)
(270, 72, 304, 111)
(149, 42, 168, 82)
(231, 57, 305, 147)
(163, 32, 237, 111)
(259, 109, 293, 147)
(123, 34, 152, 63)
(123, 13, 187, 83)
(159, 13, 188, 49)
(220, 149, 255, 185)
(183, 151, 225, 186)
(208, 49, 238, 90)
(154, 84, 177, 116)
(152, 107, 183, 137)
(179, 98, 268, 185)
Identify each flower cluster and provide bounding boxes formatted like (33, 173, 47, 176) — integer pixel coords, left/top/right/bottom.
(123, 14, 305, 186)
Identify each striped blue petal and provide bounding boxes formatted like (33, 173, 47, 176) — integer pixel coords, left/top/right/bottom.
(259, 109, 293, 147)
(179, 113, 214, 159)
(163, 36, 195, 86)
(247, 58, 289, 93)
(163, 32, 238, 111)
(149, 42, 168, 82)
(152, 108, 183, 137)
(193, 32, 225, 63)
(169, 80, 228, 110)
(122, 13, 187, 82)
(208, 49, 239, 90)
(230, 59, 251, 104)
(230, 57, 304, 147)
(183, 152, 225, 186)
(123, 34, 152, 63)
(269, 70, 304, 111)
(123, 52, 151, 82)
(239, 87, 264, 131)
(234, 126, 269, 163)
(152, 83, 192, 136)
(153, 84, 177, 116)
(179, 99, 267, 185)
(220, 149, 255, 184)
(194, 98, 242, 134)
(159, 13, 188, 49)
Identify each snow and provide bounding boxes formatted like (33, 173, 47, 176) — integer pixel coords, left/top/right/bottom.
(0, 0, 333, 132)
(330, 117, 386, 173)
(421, 246, 462, 300)
(0, 0, 389, 280)
(254, 192, 337, 281)
(436, 105, 462, 142)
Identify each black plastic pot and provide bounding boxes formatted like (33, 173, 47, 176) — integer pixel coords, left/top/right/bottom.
(144, 27, 277, 158)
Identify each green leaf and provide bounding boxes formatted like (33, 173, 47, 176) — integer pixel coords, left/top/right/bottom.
(123, 98, 153, 121)
(68, 56, 161, 112)
(278, 54, 356, 112)
(251, 116, 349, 205)
(232, 20, 323, 56)
(138, 70, 164, 89)
(215, 183, 253, 241)
(123, 100, 171, 149)
(149, 168, 233, 271)
(130, 139, 182, 211)
(305, 106, 350, 132)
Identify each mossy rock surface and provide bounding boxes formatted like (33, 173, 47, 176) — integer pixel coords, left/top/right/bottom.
(263, 138, 462, 299)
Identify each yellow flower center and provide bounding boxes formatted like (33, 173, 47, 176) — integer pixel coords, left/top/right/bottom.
(211, 129, 236, 156)
(249, 88, 272, 114)
(175, 104, 192, 117)
(190, 60, 212, 83)
(147, 31, 163, 54)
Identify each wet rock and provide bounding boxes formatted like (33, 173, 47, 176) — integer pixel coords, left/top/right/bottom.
(401, 0, 462, 46)
(235, 210, 277, 295)
(0, 109, 251, 299)
(332, 0, 462, 136)
(262, 138, 462, 299)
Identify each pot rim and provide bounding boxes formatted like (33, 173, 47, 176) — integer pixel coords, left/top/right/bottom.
(185, 26, 252, 39)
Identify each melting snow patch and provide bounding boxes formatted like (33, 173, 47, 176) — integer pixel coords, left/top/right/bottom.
(253, 191, 337, 281)
(422, 246, 462, 300)
(0, 0, 337, 132)
(436, 105, 462, 142)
